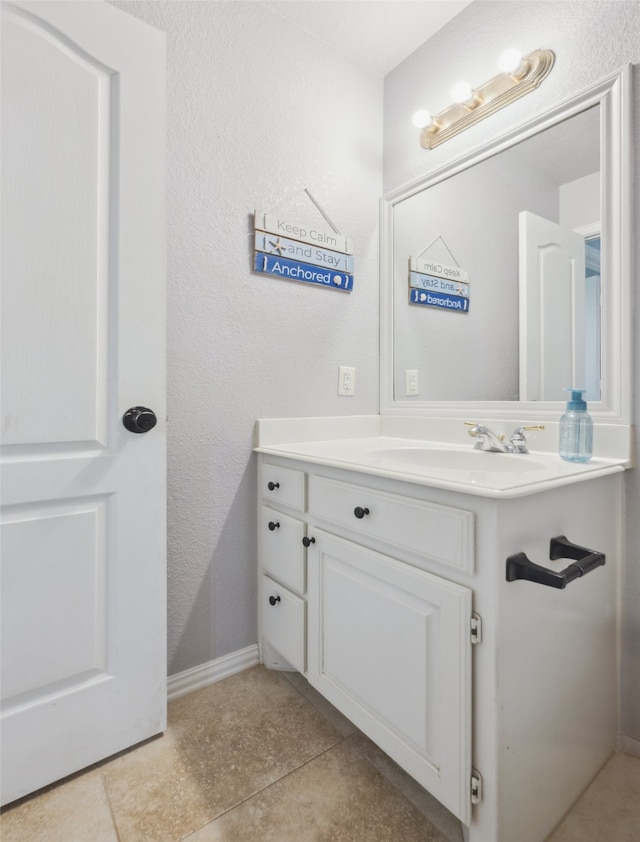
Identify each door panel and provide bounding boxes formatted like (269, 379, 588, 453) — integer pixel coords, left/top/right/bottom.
(2, 7, 113, 447)
(1, 498, 111, 704)
(0, 0, 166, 805)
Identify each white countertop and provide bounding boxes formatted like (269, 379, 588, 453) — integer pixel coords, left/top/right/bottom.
(255, 416, 629, 498)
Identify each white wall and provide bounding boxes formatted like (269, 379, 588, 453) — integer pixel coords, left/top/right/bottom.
(110, 0, 382, 674)
(384, 0, 640, 744)
(559, 172, 600, 230)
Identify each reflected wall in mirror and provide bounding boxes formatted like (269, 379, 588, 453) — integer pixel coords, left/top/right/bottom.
(380, 68, 631, 424)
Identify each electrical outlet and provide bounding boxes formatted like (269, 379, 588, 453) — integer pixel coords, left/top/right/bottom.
(405, 369, 419, 396)
(338, 366, 356, 396)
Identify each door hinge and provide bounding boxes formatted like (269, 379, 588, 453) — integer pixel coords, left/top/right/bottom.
(470, 612, 482, 644)
(471, 769, 483, 805)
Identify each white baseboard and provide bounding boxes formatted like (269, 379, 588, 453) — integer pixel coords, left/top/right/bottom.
(167, 644, 260, 701)
(620, 735, 640, 757)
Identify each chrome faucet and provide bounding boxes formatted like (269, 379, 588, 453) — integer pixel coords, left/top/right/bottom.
(465, 422, 510, 452)
(507, 425, 545, 454)
(464, 422, 545, 454)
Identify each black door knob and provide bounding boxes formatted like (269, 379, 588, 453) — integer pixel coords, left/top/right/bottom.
(123, 406, 157, 434)
(268, 595, 281, 606)
(302, 536, 316, 547)
(354, 506, 370, 519)
(268, 521, 280, 531)
(267, 482, 280, 491)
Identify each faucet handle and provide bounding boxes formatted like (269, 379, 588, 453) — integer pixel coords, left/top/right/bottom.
(464, 421, 505, 441)
(508, 424, 545, 454)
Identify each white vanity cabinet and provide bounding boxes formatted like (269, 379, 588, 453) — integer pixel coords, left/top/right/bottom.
(257, 452, 621, 842)
(259, 456, 475, 821)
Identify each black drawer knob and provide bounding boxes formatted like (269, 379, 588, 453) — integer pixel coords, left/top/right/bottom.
(354, 506, 370, 519)
(267, 482, 280, 491)
(268, 595, 281, 606)
(268, 521, 280, 531)
(302, 536, 316, 547)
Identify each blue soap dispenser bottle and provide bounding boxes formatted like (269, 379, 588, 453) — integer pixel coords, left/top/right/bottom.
(559, 388, 593, 462)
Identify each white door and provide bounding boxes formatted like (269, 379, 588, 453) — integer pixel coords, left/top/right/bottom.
(307, 531, 472, 823)
(1, 0, 166, 805)
(519, 211, 587, 402)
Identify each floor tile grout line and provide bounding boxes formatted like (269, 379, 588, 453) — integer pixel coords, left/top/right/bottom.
(91, 668, 347, 842)
(279, 671, 453, 838)
(176, 736, 352, 842)
(279, 672, 461, 842)
(99, 768, 124, 842)
(174, 670, 353, 840)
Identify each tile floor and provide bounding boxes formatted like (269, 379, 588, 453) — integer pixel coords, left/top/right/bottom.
(1, 665, 639, 841)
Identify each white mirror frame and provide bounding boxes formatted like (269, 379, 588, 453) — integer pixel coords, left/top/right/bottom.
(380, 66, 632, 429)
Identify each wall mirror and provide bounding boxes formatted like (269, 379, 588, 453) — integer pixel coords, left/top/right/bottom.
(380, 67, 631, 426)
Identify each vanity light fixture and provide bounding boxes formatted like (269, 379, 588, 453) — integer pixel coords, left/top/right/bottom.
(413, 48, 555, 149)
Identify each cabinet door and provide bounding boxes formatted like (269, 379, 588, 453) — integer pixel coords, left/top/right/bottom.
(307, 530, 472, 824)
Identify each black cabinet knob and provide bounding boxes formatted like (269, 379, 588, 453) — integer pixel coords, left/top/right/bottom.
(268, 595, 281, 606)
(354, 506, 370, 519)
(122, 406, 157, 434)
(267, 482, 280, 491)
(268, 521, 280, 531)
(302, 536, 316, 547)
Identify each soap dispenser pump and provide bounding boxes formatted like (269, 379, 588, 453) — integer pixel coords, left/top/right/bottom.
(559, 388, 593, 463)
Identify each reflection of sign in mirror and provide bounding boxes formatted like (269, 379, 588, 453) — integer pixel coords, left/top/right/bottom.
(409, 256, 469, 312)
(253, 211, 354, 292)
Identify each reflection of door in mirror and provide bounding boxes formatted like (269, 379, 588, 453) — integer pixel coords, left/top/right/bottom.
(584, 234, 601, 402)
(519, 212, 586, 402)
(519, 161, 601, 403)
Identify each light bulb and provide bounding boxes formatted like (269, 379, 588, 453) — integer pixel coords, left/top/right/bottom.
(451, 81, 474, 104)
(498, 48, 525, 76)
(412, 109, 433, 129)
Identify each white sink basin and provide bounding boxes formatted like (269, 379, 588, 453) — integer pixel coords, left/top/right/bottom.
(369, 447, 547, 473)
(257, 433, 625, 497)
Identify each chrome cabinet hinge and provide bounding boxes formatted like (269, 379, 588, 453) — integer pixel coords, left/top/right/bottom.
(471, 769, 483, 805)
(470, 612, 482, 645)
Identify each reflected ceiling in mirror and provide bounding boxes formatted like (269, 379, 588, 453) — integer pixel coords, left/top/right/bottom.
(380, 68, 631, 425)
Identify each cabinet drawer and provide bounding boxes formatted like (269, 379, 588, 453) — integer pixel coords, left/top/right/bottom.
(308, 475, 474, 573)
(260, 505, 306, 594)
(261, 464, 305, 511)
(261, 575, 305, 673)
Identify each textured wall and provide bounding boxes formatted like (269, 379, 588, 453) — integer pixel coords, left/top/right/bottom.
(110, 0, 382, 674)
(384, 0, 640, 743)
